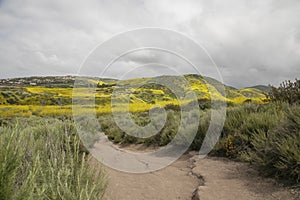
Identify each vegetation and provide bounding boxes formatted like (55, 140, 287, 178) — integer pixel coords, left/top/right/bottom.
(0, 117, 107, 200)
(269, 79, 300, 104)
(242, 105, 300, 185)
(0, 74, 267, 117)
(98, 110, 182, 146)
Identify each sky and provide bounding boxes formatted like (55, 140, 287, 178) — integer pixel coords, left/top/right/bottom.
(0, 0, 300, 88)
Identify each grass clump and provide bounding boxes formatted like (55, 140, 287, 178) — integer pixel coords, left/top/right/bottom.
(0, 117, 107, 200)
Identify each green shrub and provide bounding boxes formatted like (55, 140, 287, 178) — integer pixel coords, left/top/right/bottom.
(244, 105, 300, 184)
(211, 103, 283, 158)
(241, 105, 300, 185)
(98, 110, 181, 146)
(159, 110, 179, 146)
(269, 79, 300, 104)
(98, 114, 124, 143)
(190, 110, 210, 150)
(210, 105, 250, 157)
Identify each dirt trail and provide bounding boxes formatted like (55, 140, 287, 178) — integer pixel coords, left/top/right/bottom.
(102, 151, 299, 200)
(191, 155, 299, 200)
(103, 153, 199, 200)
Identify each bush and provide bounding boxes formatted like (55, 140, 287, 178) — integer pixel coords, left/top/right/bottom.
(190, 110, 210, 150)
(210, 103, 283, 158)
(269, 79, 300, 104)
(98, 114, 124, 143)
(241, 105, 300, 185)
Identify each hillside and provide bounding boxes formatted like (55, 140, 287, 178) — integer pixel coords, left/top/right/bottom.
(247, 85, 271, 93)
(0, 75, 268, 117)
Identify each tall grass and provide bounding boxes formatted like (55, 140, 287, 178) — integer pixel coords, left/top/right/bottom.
(0, 117, 107, 200)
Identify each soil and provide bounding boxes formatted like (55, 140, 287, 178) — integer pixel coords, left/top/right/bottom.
(97, 147, 299, 200)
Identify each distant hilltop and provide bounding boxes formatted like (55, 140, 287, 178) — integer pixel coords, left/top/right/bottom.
(0, 75, 76, 87)
(0, 74, 270, 92)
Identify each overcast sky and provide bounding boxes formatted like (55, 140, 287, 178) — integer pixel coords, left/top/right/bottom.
(0, 0, 300, 87)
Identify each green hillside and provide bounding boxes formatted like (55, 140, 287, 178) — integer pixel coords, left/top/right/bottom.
(247, 85, 271, 93)
(0, 74, 268, 117)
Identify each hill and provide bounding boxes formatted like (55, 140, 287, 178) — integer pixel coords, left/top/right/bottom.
(0, 75, 268, 117)
(247, 85, 271, 93)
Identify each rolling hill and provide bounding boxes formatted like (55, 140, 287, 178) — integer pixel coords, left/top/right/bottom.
(0, 74, 268, 117)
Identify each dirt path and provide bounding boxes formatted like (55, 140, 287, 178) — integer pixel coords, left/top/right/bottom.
(103, 153, 199, 200)
(102, 151, 299, 200)
(191, 155, 299, 200)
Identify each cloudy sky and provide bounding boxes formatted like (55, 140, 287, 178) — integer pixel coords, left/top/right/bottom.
(0, 0, 300, 87)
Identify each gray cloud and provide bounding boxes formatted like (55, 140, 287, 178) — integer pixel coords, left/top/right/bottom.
(0, 0, 300, 87)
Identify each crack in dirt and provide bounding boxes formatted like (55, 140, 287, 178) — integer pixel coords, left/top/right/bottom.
(187, 156, 205, 200)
